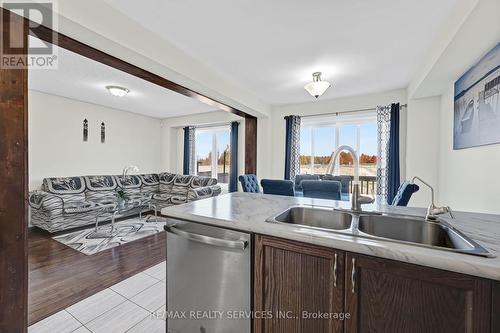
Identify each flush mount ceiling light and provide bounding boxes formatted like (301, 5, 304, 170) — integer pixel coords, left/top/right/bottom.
(106, 85, 130, 97)
(304, 72, 331, 98)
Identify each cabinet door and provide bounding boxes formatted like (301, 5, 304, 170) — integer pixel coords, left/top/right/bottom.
(254, 235, 344, 333)
(345, 253, 491, 333)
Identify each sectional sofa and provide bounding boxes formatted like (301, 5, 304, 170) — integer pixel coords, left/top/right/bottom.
(29, 172, 221, 233)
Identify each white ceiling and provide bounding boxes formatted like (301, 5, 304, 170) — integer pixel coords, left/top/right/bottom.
(103, 0, 459, 105)
(28, 38, 218, 119)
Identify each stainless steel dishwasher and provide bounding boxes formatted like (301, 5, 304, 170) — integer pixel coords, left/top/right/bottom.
(165, 219, 251, 333)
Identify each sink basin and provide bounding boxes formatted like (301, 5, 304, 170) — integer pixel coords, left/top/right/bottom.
(358, 214, 493, 257)
(269, 206, 352, 231)
(266, 206, 493, 257)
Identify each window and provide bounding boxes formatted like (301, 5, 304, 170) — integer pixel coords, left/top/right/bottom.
(216, 130, 231, 183)
(299, 127, 312, 174)
(195, 126, 231, 184)
(299, 113, 378, 179)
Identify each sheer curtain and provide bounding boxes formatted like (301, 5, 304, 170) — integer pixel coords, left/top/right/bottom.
(284, 115, 301, 181)
(376, 103, 401, 204)
(376, 106, 391, 203)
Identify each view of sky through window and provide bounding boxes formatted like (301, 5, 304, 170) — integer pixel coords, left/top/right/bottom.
(300, 122, 377, 176)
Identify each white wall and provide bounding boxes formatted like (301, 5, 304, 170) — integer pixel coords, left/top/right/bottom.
(438, 86, 500, 214)
(405, 96, 441, 207)
(409, 0, 499, 99)
(406, 0, 500, 213)
(29, 90, 162, 190)
(265, 89, 408, 179)
(396, 90, 499, 213)
(160, 111, 246, 189)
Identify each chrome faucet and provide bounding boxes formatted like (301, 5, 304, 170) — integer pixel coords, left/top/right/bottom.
(411, 176, 454, 220)
(327, 145, 374, 212)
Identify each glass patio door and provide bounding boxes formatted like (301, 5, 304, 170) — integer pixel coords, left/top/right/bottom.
(195, 126, 231, 184)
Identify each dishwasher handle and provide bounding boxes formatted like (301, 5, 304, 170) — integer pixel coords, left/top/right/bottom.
(165, 225, 248, 250)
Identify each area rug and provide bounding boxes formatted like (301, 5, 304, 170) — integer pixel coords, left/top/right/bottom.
(52, 216, 167, 255)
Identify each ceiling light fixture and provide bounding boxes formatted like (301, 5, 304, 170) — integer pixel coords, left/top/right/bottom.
(106, 85, 130, 97)
(304, 72, 331, 98)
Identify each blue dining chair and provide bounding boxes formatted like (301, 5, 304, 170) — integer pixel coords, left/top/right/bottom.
(391, 181, 420, 206)
(238, 174, 260, 193)
(260, 179, 295, 196)
(294, 174, 320, 193)
(301, 180, 342, 200)
(322, 174, 351, 194)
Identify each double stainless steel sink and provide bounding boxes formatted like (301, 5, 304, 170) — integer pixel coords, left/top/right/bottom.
(267, 206, 494, 257)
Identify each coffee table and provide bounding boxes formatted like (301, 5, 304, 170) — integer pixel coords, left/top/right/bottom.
(87, 198, 153, 239)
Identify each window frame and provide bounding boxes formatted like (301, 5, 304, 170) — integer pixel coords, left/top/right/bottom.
(300, 112, 377, 175)
(194, 125, 231, 182)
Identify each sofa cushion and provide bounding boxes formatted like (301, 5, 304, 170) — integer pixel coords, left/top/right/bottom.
(152, 193, 174, 206)
(116, 175, 142, 196)
(116, 175, 141, 188)
(191, 176, 217, 188)
(140, 173, 159, 186)
(159, 172, 177, 192)
(63, 200, 99, 214)
(30, 190, 66, 209)
(187, 185, 220, 201)
(152, 193, 172, 201)
(84, 175, 118, 201)
(43, 177, 85, 194)
(128, 193, 152, 205)
(171, 175, 194, 196)
(140, 174, 160, 195)
(42, 177, 86, 203)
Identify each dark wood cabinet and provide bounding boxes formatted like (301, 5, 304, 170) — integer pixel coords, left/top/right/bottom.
(492, 282, 500, 332)
(345, 252, 491, 333)
(254, 235, 345, 333)
(254, 235, 494, 333)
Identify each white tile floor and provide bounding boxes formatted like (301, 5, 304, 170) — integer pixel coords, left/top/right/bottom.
(28, 262, 167, 333)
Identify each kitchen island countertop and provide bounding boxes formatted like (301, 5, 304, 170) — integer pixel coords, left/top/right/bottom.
(161, 192, 500, 281)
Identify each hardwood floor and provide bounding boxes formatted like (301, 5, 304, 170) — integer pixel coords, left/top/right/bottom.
(28, 226, 166, 325)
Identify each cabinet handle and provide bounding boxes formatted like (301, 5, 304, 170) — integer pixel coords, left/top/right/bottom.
(333, 253, 338, 287)
(351, 258, 356, 294)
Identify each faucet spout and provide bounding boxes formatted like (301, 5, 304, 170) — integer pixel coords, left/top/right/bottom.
(326, 145, 373, 212)
(327, 145, 359, 181)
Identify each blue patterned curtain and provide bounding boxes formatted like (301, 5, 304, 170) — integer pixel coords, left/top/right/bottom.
(229, 121, 239, 192)
(387, 103, 401, 204)
(183, 126, 195, 175)
(284, 115, 301, 180)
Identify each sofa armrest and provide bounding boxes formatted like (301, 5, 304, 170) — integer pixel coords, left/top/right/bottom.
(29, 190, 64, 210)
(187, 185, 222, 202)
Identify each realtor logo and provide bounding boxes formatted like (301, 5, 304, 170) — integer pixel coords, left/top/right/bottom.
(1, 1, 58, 69)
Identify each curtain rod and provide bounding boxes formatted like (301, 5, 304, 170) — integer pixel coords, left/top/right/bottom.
(300, 103, 407, 119)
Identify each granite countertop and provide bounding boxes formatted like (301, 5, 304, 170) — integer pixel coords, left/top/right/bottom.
(161, 192, 500, 281)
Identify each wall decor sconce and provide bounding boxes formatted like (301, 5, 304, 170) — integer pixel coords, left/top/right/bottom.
(101, 122, 106, 143)
(83, 119, 88, 142)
